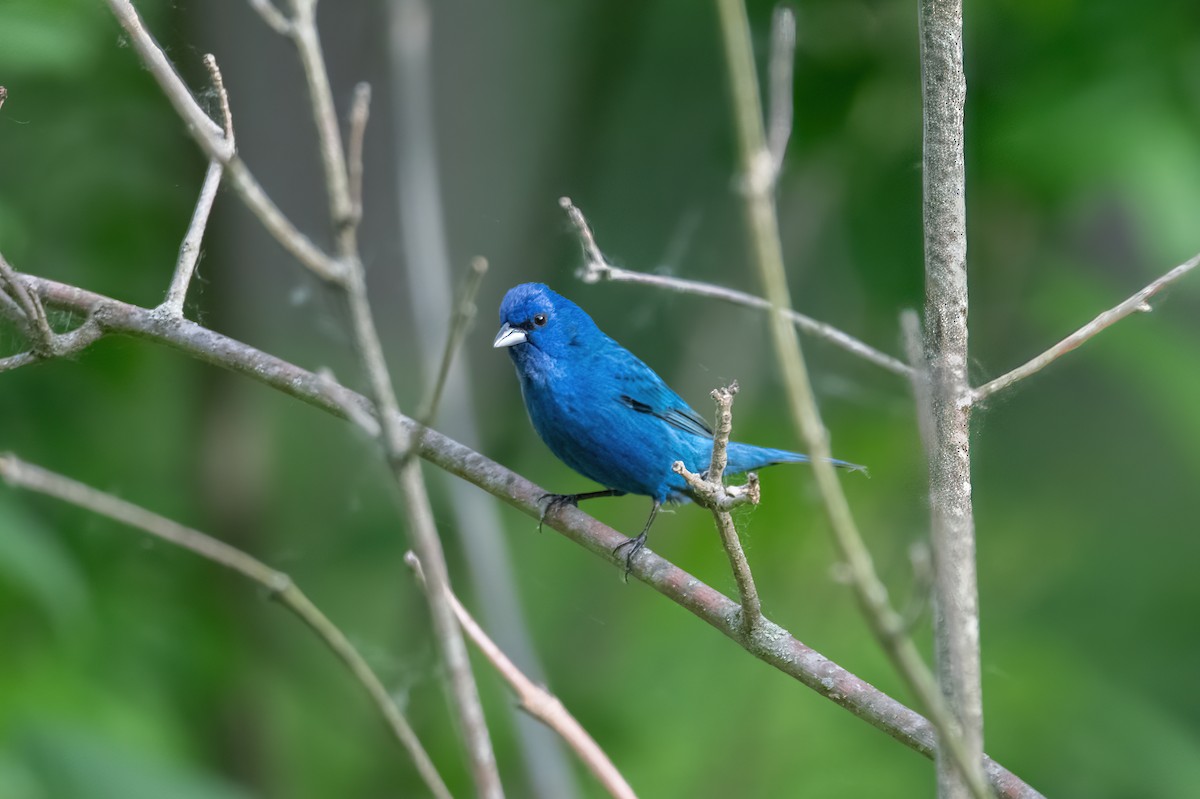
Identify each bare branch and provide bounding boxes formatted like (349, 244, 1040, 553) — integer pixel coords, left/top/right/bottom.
(157, 54, 233, 317)
(407, 553, 638, 799)
(766, 5, 796, 177)
(419, 256, 488, 425)
(17, 272, 1040, 799)
(103, 0, 345, 284)
(103, 0, 232, 163)
(224, 160, 345, 282)
(560, 197, 911, 377)
(268, 3, 504, 793)
(0, 318, 103, 374)
(0, 454, 452, 799)
(346, 82, 372, 226)
(203, 54, 234, 142)
(163, 159, 224, 316)
(340, 259, 507, 798)
(0, 253, 55, 354)
(973, 252, 1200, 401)
(672, 382, 763, 633)
(247, 0, 293, 35)
(714, 3, 990, 797)
(917, 0, 986, 795)
(286, 0, 357, 253)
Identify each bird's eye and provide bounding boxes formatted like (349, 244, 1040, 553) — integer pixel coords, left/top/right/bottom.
(533, 313, 547, 327)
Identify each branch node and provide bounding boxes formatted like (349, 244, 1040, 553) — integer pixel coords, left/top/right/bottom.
(560, 196, 614, 282)
(202, 53, 234, 146)
(248, 0, 294, 35)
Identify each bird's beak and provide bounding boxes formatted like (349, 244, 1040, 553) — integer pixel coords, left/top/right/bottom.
(493, 322, 528, 349)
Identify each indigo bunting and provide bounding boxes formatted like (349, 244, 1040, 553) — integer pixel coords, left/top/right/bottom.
(495, 282, 862, 575)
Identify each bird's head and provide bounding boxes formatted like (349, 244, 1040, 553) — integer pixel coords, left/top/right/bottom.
(494, 283, 597, 372)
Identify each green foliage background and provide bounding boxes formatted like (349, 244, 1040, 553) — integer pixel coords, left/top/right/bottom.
(2, 0, 1198, 797)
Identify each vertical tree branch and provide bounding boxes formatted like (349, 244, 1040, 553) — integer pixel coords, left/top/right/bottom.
(714, 3, 990, 797)
(918, 1, 985, 797)
(672, 382, 764, 634)
(274, 3, 504, 794)
(389, 2, 579, 795)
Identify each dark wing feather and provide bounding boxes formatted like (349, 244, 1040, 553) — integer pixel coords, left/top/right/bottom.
(593, 330, 714, 438)
(618, 393, 713, 437)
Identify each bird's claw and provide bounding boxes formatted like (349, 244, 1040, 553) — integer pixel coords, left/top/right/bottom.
(537, 493, 578, 533)
(612, 532, 647, 583)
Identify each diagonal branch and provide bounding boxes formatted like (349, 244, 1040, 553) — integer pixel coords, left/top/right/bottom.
(972, 252, 1200, 401)
(407, 553, 638, 799)
(0, 454, 451, 799)
(15, 272, 1043, 799)
(104, 0, 344, 283)
(714, 2, 990, 797)
(102, 0, 232, 162)
(260, 3, 504, 795)
(163, 158, 224, 316)
(0, 253, 56, 355)
(560, 197, 912, 377)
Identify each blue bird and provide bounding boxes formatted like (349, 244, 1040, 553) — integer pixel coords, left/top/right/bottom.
(495, 282, 863, 576)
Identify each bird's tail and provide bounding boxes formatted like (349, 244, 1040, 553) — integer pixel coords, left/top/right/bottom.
(723, 442, 867, 476)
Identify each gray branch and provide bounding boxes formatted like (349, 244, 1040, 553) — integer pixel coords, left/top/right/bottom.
(10, 271, 1043, 799)
(918, 0, 986, 796)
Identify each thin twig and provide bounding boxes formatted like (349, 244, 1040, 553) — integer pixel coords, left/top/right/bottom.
(204, 54, 234, 141)
(419, 257, 488, 425)
(163, 159, 224, 316)
(0, 286, 27, 329)
(274, 3, 505, 794)
(18, 272, 1041, 799)
(559, 197, 911, 377)
(0, 253, 55, 354)
(766, 6, 796, 177)
(0, 318, 103, 374)
(972, 252, 1200, 401)
(0, 454, 452, 799)
(286, 0, 356, 252)
(671, 382, 763, 633)
(159, 55, 231, 316)
(103, 0, 344, 284)
(247, 0, 293, 35)
(103, 0, 232, 163)
(224, 159, 345, 281)
(106, 2, 500, 789)
(390, 2, 578, 792)
(407, 553, 638, 799)
(714, 3, 991, 798)
(346, 82, 371, 226)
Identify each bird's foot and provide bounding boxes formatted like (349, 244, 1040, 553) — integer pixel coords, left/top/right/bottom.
(537, 493, 580, 533)
(612, 531, 647, 583)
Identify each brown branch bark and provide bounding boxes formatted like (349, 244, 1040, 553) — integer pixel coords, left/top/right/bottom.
(12, 272, 1042, 799)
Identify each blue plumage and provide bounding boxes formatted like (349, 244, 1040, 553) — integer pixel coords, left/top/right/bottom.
(495, 282, 862, 574)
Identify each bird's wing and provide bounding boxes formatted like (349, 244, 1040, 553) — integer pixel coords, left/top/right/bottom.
(606, 346, 714, 438)
(618, 392, 713, 438)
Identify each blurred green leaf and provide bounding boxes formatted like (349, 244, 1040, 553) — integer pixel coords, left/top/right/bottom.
(0, 495, 88, 630)
(16, 723, 253, 799)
